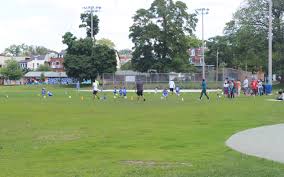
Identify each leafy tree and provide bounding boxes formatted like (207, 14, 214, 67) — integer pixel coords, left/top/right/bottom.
(4, 44, 51, 56)
(79, 13, 99, 39)
(0, 59, 23, 80)
(63, 14, 117, 81)
(37, 64, 51, 72)
(118, 49, 132, 56)
(207, 0, 284, 74)
(4, 45, 21, 56)
(63, 42, 117, 81)
(40, 73, 45, 82)
(120, 61, 133, 70)
(186, 35, 202, 48)
(96, 38, 116, 49)
(92, 45, 117, 75)
(129, 0, 197, 72)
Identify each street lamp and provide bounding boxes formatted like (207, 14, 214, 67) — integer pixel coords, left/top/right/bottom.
(268, 0, 273, 90)
(196, 8, 209, 79)
(83, 6, 101, 41)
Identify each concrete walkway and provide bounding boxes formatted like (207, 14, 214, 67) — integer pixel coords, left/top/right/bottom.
(226, 124, 284, 163)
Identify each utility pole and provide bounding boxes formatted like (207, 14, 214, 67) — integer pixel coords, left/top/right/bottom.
(268, 0, 273, 88)
(216, 49, 219, 82)
(83, 6, 101, 42)
(197, 8, 209, 79)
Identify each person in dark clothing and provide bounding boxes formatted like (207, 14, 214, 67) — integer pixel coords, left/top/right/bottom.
(200, 79, 210, 100)
(136, 80, 146, 101)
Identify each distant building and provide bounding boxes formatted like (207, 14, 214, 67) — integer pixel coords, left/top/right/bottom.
(26, 55, 48, 70)
(189, 48, 203, 65)
(189, 48, 214, 72)
(119, 55, 132, 65)
(0, 56, 26, 68)
(48, 57, 64, 72)
(18, 59, 30, 69)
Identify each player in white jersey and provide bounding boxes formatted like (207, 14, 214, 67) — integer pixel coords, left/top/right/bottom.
(92, 80, 100, 100)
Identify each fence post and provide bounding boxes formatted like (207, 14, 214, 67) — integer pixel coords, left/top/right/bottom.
(102, 73, 105, 90)
(113, 73, 115, 86)
(222, 68, 225, 81)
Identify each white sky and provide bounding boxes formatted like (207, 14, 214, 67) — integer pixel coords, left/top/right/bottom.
(0, 0, 243, 52)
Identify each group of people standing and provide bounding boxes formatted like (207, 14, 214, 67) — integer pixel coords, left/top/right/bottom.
(223, 79, 242, 98)
(242, 77, 264, 96)
(223, 77, 264, 98)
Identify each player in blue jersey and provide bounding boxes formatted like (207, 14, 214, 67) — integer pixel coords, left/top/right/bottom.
(122, 87, 127, 98)
(119, 87, 123, 97)
(41, 88, 46, 97)
(113, 87, 118, 95)
(162, 88, 169, 99)
(47, 91, 53, 97)
(175, 86, 181, 96)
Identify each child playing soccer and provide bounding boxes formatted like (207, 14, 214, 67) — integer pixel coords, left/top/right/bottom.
(122, 87, 127, 98)
(119, 87, 123, 97)
(113, 87, 118, 95)
(162, 88, 169, 99)
(47, 91, 53, 97)
(41, 88, 46, 97)
(175, 86, 181, 96)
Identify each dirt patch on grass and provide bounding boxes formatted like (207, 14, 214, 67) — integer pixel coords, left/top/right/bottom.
(121, 160, 192, 168)
(36, 132, 81, 143)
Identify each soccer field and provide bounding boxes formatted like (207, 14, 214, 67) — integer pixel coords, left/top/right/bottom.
(0, 86, 284, 177)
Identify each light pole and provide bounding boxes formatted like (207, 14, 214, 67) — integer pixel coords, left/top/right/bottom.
(197, 8, 209, 79)
(216, 49, 219, 82)
(83, 6, 101, 41)
(268, 0, 273, 88)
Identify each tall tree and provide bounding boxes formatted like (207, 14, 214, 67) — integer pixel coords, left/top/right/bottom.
(209, 0, 284, 74)
(63, 14, 116, 81)
(0, 59, 23, 80)
(129, 0, 197, 72)
(79, 13, 100, 39)
(96, 38, 116, 49)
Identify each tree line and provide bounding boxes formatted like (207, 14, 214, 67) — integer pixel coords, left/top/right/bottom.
(206, 0, 284, 76)
(2, 0, 284, 82)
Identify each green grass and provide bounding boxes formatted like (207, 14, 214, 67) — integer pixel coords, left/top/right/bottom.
(0, 86, 284, 177)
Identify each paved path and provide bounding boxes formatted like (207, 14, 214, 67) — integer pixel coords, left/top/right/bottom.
(226, 124, 284, 163)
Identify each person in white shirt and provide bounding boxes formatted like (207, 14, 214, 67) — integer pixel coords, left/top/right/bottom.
(223, 80, 229, 96)
(243, 77, 249, 95)
(169, 80, 175, 95)
(92, 80, 100, 100)
(277, 90, 284, 101)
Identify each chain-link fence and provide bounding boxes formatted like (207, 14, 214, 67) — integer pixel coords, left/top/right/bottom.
(102, 68, 252, 89)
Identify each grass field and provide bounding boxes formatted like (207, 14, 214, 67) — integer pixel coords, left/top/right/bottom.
(0, 85, 284, 177)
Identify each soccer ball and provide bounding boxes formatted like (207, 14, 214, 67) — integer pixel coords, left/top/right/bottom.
(124, 96, 127, 99)
(43, 96, 46, 99)
(69, 96, 72, 99)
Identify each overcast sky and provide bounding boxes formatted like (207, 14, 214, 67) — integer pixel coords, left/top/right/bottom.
(0, 0, 243, 52)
